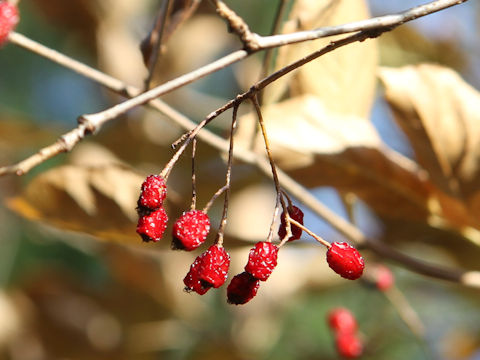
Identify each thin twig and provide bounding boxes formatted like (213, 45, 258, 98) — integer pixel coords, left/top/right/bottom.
(216, 104, 239, 246)
(278, 194, 294, 245)
(285, 218, 331, 249)
(251, 94, 289, 243)
(256, 0, 469, 49)
(78, 50, 248, 133)
(281, 190, 294, 208)
(364, 264, 425, 338)
(384, 286, 426, 338)
(258, 0, 288, 105)
(144, 0, 174, 90)
(190, 138, 197, 210)
(203, 185, 228, 213)
(266, 192, 282, 243)
(8, 32, 130, 95)
(250, 96, 286, 207)
(277, 192, 294, 244)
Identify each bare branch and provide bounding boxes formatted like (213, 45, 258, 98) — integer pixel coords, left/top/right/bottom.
(0, 134, 72, 176)
(78, 49, 247, 133)
(3, 32, 243, 176)
(8, 0, 464, 154)
(8, 32, 130, 95)
(256, 0, 469, 48)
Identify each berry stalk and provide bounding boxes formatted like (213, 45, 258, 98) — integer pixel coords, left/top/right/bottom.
(216, 104, 239, 245)
(285, 218, 331, 248)
(251, 94, 289, 241)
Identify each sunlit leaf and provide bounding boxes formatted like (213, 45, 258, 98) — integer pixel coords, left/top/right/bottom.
(263, 0, 378, 118)
(380, 64, 480, 228)
(242, 95, 432, 220)
(7, 163, 145, 245)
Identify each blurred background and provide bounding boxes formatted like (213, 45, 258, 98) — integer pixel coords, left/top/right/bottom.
(1, 0, 480, 359)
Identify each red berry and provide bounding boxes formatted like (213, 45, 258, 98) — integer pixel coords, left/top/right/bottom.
(183, 256, 210, 295)
(278, 205, 304, 241)
(326, 242, 364, 280)
(137, 175, 167, 211)
(136, 207, 168, 242)
(375, 264, 394, 291)
(227, 272, 260, 305)
(172, 210, 210, 251)
(183, 245, 230, 294)
(335, 332, 363, 358)
(244, 241, 279, 281)
(0, 2, 19, 45)
(327, 307, 357, 334)
(198, 244, 230, 289)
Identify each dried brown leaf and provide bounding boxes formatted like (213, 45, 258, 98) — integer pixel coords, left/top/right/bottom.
(244, 95, 432, 220)
(380, 64, 480, 224)
(263, 0, 378, 118)
(7, 164, 145, 245)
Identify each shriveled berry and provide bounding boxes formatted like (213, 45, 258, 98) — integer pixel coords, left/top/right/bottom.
(137, 175, 167, 211)
(0, 2, 19, 45)
(198, 244, 230, 289)
(278, 205, 304, 241)
(183, 256, 210, 295)
(136, 207, 168, 242)
(172, 210, 210, 251)
(326, 242, 364, 280)
(227, 272, 260, 305)
(328, 307, 357, 334)
(375, 264, 394, 291)
(244, 241, 279, 281)
(335, 332, 363, 358)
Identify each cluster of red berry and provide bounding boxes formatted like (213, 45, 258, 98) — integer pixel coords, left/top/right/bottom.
(0, 1, 19, 45)
(136, 175, 169, 242)
(135, 175, 365, 304)
(328, 308, 364, 358)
